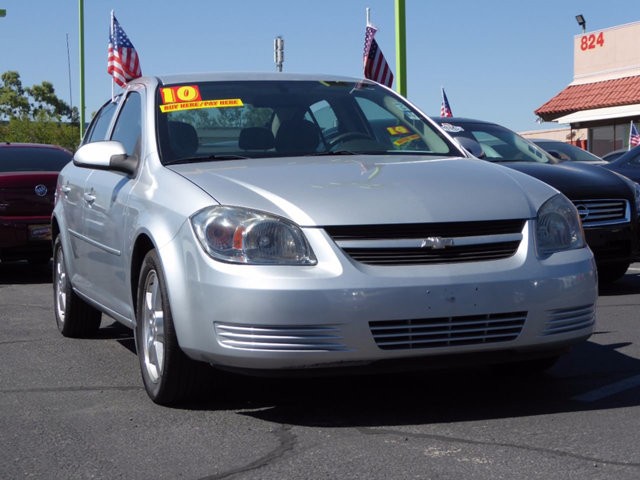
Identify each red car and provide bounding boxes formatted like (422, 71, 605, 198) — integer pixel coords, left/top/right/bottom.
(0, 143, 72, 264)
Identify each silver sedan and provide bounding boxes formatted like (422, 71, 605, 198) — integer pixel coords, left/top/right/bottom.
(52, 73, 597, 405)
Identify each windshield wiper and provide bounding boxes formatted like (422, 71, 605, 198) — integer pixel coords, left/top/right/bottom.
(307, 150, 360, 156)
(164, 154, 249, 165)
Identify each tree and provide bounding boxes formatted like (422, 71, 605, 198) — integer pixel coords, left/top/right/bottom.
(0, 70, 80, 150)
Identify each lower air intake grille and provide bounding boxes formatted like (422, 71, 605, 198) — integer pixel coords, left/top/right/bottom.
(214, 323, 347, 352)
(543, 304, 595, 336)
(369, 312, 527, 350)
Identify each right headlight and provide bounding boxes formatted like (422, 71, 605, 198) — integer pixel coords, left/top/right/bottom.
(535, 194, 585, 257)
(191, 205, 317, 265)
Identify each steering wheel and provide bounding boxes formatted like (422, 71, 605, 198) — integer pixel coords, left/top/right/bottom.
(328, 132, 373, 147)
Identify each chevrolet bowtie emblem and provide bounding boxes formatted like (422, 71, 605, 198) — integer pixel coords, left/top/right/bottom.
(420, 237, 455, 249)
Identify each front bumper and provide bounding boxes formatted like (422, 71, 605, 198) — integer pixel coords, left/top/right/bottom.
(161, 225, 598, 372)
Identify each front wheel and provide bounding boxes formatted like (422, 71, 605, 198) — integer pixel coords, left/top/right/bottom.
(597, 262, 629, 284)
(135, 249, 211, 405)
(53, 236, 102, 338)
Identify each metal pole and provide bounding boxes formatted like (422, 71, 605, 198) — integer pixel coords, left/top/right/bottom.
(274, 36, 284, 72)
(79, 0, 85, 139)
(394, 0, 407, 97)
(66, 34, 73, 111)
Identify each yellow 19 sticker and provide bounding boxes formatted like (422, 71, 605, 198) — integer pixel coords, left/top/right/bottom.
(159, 85, 244, 113)
(387, 125, 410, 136)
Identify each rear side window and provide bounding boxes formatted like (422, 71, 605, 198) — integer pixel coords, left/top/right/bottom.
(0, 147, 72, 172)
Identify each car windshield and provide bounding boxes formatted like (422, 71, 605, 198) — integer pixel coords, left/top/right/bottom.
(439, 121, 556, 164)
(0, 146, 72, 172)
(156, 80, 458, 164)
(535, 140, 604, 162)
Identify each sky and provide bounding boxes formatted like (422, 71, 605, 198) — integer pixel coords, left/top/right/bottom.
(1, 1, 638, 133)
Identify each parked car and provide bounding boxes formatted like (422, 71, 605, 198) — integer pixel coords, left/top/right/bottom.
(531, 139, 607, 164)
(602, 145, 640, 183)
(53, 73, 597, 405)
(0, 143, 72, 264)
(602, 148, 628, 162)
(434, 117, 640, 283)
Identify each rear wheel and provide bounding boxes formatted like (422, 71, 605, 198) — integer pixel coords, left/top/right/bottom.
(135, 249, 211, 405)
(53, 236, 102, 337)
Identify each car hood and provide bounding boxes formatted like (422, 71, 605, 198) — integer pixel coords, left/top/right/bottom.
(168, 155, 556, 226)
(502, 161, 634, 200)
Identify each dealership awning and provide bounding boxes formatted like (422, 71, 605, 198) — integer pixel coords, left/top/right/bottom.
(535, 75, 640, 122)
(554, 104, 640, 124)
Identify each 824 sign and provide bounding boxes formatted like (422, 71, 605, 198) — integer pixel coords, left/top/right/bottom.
(580, 32, 605, 51)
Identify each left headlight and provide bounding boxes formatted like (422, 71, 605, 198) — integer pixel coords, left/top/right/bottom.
(191, 206, 317, 265)
(535, 194, 585, 257)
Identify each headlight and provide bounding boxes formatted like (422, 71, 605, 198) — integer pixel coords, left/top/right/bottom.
(536, 194, 585, 256)
(633, 182, 640, 215)
(191, 206, 317, 265)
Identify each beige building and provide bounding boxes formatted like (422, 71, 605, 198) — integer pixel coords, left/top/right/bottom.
(534, 20, 640, 156)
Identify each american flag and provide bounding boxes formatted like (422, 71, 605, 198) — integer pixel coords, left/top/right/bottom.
(630, 121, 640, 149)
(363, 25, 393, 88)
(440, 88, 453, 117)
(108, 14, 142, 87)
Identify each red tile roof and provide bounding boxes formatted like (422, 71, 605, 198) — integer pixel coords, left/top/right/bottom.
(535, 75, 640, 121)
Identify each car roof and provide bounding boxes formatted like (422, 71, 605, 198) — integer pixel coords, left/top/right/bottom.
(0, 142, 71, 152)
(131, 72, 370, 87)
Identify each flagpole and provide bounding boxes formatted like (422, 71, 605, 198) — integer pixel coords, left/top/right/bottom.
(78, 0, 85, 139)
(110, 10, 115, 102)
(394, 0, 407, 97)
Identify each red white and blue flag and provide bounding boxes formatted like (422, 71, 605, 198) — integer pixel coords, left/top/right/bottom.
(440, 88, 453, 117)
(630, 121, 640, 149)
(108, 13, 142, 87)
(363, 25, 393, 88)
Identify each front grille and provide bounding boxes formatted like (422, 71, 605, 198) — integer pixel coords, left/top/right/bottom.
(542, 304, 595, 336)
(324, 219, 525, 266)
(573, 199, 629, 227)
(369, 312, 527, 350)
(214, 323, 347, 352)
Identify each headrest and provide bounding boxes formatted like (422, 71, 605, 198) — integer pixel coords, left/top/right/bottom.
(275, 120, 320, 154)
(168, 121, 198, 157)
(238, 127, 275, 150)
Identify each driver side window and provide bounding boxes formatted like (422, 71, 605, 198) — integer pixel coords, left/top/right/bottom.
(111, 92, 142, 157)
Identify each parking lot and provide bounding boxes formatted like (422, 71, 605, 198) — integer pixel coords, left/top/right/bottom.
(1, 261, 640, 480)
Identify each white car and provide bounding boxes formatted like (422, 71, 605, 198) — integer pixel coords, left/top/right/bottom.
(52, 73, 597, 405)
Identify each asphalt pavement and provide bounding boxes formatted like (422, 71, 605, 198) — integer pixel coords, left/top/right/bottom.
(1, 261, 640, 479)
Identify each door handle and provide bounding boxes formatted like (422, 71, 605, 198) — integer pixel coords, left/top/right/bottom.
(83, 192, 96, 204)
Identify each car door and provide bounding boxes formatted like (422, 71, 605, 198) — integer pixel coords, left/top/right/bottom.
(79, 91, 142, 319)
(59, 100, 119, 292)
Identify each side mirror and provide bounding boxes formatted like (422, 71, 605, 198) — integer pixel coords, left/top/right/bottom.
(73, 141, 137, 175)
(454, 136, 485, 159)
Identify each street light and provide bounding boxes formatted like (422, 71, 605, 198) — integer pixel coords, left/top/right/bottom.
(575, 14, 586, 33)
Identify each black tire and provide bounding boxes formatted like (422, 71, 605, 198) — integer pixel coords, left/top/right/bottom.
(52, 236, 102, 338)
(27, 254, 52, 266)
(135, 249, 211, 406)
(598, 262, 629, 284)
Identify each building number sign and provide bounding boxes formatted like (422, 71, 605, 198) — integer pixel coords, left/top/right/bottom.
(580, 32, 605, 51)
